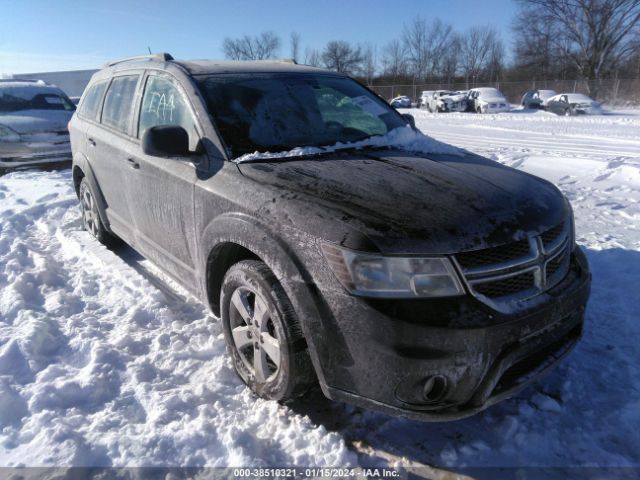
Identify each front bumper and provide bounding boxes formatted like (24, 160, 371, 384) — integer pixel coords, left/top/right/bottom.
(299, 247, 591, 421)
(0, 147, 71, 169)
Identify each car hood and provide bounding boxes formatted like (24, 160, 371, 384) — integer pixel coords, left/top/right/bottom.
(237, 150, 568, 254)
(441, 94, 466, 102)
(0, 110, 73, 135)
(481, 97, 508, 104)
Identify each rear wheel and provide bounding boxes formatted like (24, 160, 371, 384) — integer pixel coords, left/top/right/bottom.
(79, 178, 118, 247)
(221, 260, 315, 401)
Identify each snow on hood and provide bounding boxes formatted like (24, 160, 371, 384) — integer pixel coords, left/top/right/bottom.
(0, 110, 72, 135)
(233, 126, 462, 163)
(480, 96, 508, 104)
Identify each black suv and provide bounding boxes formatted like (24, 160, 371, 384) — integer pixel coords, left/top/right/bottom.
(68, 53, 591, 421)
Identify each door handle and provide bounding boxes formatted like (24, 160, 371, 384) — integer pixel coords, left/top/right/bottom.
(88, 138, 96, 147)
(126, 158, 140, 169)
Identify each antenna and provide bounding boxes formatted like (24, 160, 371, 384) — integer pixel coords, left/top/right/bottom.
(147, 46, 152, 54)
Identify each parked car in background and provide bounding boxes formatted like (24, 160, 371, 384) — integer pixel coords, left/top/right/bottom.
(521, 89, 557, 109)
(389, 95, 412, 108)
(546, 93, 602, 116)
(466, 87, 510, 113)
(425, 90, 467, 113)
(0, 79, 75, 174)
(419, 90, 434, 108)
(69, 53, 590, 422)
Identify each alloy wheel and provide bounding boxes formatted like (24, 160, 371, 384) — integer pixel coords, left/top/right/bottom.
(229, 286, 281, 383)
(80, 184, 100, 237)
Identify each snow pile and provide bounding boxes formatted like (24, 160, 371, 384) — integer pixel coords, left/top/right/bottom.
(0, 170, 356, 467)
(234, 125, 461, 163)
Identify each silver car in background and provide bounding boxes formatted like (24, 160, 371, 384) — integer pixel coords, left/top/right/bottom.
(0, 79, 75, 174)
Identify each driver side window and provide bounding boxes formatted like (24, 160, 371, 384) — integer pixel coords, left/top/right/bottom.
(139, 76, 197, 148)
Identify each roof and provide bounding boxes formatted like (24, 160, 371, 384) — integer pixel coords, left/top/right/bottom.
(98, 53, 338, 77)
(174, 59, 337, 76)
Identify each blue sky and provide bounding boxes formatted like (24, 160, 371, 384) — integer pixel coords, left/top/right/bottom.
(0, 0, 517, 74)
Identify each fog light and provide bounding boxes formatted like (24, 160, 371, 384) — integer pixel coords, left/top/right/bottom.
(423, 375, 447, 403)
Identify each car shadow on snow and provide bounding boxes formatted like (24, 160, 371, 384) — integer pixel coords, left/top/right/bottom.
(289, 247, 640, 473)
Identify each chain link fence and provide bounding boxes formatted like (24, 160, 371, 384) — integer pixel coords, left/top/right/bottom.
(369, 78, 640, 107)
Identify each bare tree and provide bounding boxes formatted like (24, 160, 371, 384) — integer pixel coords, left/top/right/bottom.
(517, 0, 640, 96)
(401, 16, 430, 80)
(361, 43, 377, 84)
(459, 26, 503, 86)
(304, 47, 321, 67)
(401, 17, 455, 81)
(381, 39, 409, 79)
(441, 33, 462, 85)
(290, 32, 301, 62)
(222, 31, 281, 60)
(321, 40, 364, 75)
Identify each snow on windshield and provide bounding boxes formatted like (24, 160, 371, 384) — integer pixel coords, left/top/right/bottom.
(566, 93, 594, 103)
(234, 125, 461, 163)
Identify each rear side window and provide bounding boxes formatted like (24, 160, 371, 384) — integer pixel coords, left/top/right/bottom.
(101, 75, 139, 133)
(78, 81, 108, 120)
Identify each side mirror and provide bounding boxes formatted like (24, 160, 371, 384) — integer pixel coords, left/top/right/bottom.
(402, 113, 416, 128)
(142, 125, 190, 157)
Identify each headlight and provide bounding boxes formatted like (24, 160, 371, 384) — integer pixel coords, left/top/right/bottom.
(0, 124, 20, 142)
(321, 243, 465, 298)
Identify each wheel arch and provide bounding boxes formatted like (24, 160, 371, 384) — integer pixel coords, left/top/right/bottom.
(199, 213, 329, 387)
(201, 213, 310, 316)
(71, 153, 111, 230)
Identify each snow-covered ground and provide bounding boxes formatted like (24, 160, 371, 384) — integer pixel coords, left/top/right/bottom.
(0, 109, 639, 474)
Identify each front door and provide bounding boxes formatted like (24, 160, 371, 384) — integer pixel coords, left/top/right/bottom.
(123, 73, 202, 284)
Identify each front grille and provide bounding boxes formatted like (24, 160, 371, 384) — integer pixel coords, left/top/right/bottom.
(456, 239, 531, 269)
(546, 251, 566, 278)
(455, 222, 571, 303)
(473, 271, 536, 298)
(541, 222, 565, 249)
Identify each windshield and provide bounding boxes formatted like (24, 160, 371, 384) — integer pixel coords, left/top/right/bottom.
(196, 73, 405, 158)
(0, 86, 76, 113)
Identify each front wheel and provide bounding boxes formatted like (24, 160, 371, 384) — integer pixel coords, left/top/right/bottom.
(79, 178, 119, 247)
(220, 260, 315, 401)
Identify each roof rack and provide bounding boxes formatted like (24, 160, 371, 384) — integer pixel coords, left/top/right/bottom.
(269, 58, 298, 64)
(105, 53, 174, 67)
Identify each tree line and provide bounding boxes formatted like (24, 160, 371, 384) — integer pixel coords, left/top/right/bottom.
(222, 0, 640, 98)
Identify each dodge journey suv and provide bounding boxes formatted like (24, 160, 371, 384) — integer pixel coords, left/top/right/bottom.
(69, 53, 591, 421)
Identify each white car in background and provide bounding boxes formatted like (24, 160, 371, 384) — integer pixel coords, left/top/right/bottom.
(466, 87, 511, 113)
(0, 79, 75, 174)
(419, 90, 434, 108)
(425, 90, 467, 113)
(389, 95, 412, 108)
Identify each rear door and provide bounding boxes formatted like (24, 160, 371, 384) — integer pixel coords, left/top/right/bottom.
(122, 72, 202, 284)
(87, 73, 142, 241)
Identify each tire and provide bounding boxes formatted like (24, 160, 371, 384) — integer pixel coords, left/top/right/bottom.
(476, 106, 483, 114)
(220, 260, 315, 401)
(79, 178, 119, 247)
(564, 107, 572, 117)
